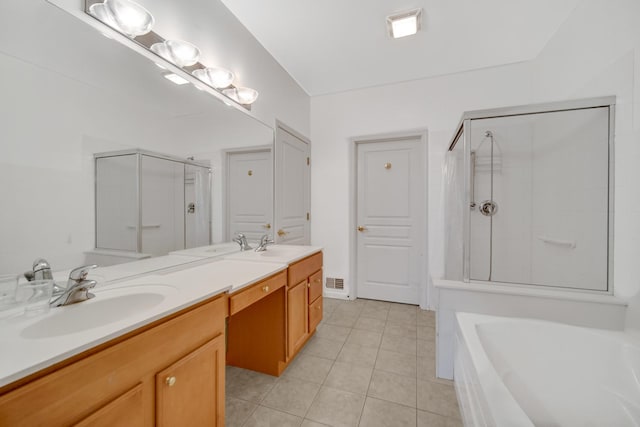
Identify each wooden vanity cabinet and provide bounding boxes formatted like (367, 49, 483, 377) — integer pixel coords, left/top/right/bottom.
(287, 251, 323, 359)
(287, 279, 309, 356)
(226, 271, 287, 376)
(0, 294, 227, 427)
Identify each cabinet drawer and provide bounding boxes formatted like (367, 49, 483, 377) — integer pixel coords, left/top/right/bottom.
(308, 297, 323, 333)
(308, 270, 323, 303)
(229, 271, 287, 315)
(288, 251, 323, 286)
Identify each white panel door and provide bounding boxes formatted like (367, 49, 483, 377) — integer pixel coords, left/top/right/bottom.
(226, 149, 273, 242)
(356, 138, 426, 304)
(275, 125, 310, 244)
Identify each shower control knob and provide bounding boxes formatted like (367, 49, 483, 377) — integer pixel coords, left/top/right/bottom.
(479, 200, 498, 217)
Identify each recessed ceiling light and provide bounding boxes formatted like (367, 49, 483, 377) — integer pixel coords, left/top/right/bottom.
(163, 73, 190, 85)
(387, 9, 422, 39)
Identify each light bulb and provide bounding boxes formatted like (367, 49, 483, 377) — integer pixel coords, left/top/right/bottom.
(151, 40, 201, 67)
(104, 0, 154, 38)
(192, 67, 234, 89)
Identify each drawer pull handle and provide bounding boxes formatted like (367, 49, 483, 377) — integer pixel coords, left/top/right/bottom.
(166, 376, 177, 387)
(262, 286, 270, 292)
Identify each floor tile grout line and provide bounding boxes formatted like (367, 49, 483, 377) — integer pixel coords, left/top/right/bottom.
(300, 317, 347, 423)
(228, 302, 443, 426)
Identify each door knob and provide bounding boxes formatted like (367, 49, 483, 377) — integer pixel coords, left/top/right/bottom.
(357, 226, 367, 232)
(277, 229, 288, 237)
(263, 223, 272, 229)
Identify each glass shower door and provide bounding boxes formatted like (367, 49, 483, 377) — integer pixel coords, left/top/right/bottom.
(467, 107, 610, 290)
(185, 164, 211, 249)
(140, 155, 185, 256)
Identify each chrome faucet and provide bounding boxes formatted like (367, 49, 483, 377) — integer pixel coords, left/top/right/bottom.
(232, 233, 252, 251)
(25, 258, 64, 295)
(254, 234, 275, 252)
(50, 265, 98, 307)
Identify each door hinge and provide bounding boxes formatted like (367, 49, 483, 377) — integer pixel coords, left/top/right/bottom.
(306, 212, 310, 221)
(306, 157, 310, 166)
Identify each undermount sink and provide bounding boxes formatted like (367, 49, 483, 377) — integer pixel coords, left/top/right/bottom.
(224, 245, 318, 263)
(258, 247, 301, 257)
(204, 244, 238, 253)
(21, 285, 176, 339)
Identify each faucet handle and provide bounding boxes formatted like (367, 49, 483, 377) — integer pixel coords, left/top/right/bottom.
(69, 264, 98, 282)
(32, 258, 53, 281)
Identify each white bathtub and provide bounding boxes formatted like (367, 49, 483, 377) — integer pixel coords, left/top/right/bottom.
(454, 312, 640, 426)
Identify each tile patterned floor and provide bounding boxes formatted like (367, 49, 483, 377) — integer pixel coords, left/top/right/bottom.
(226, 298, 462, 427)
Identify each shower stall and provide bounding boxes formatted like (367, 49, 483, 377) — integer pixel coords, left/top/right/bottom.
(444, 97, 615, 292)
(94, 149, 212, 258)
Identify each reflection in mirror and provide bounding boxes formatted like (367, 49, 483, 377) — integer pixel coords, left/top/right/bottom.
(84, 0, 258, 108)
(0, 1, 273, 275)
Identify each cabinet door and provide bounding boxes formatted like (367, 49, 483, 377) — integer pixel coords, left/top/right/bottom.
(309, 297, 323, 333)
(287, 280, 309, 356)
(156, 335, 225, 427)
(74, 384, 144, 427)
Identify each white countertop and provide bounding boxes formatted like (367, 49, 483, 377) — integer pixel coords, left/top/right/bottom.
(157, 259, 287, 293)
(0, 259, 286, 388)
(169, 242, 241, 259)
(224, 244, 323, 264)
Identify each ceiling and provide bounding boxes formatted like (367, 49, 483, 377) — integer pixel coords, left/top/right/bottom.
(220, 0, 581, 96)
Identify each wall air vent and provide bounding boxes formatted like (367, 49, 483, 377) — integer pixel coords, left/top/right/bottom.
(325, 277, 344, 290)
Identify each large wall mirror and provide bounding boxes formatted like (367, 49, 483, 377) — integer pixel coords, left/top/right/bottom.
(0, 0, 274, 275)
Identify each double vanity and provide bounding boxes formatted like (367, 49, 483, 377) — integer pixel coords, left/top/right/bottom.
(0, 245, 323, 426)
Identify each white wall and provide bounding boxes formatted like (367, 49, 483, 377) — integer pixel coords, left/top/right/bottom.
(310, 63, 533, 307)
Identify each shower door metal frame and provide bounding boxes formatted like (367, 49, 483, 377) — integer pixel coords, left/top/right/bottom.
(449, 96, 616, 293)
(94, 149, 213, 254)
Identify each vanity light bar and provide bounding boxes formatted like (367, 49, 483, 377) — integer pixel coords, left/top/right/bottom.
(85, 0, 259, 107)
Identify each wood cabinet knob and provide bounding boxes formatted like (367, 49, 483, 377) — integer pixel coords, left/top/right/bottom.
(307, 283, 311, 288)
(262, 286, 270, 293)
(166, 376, 177, 387)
